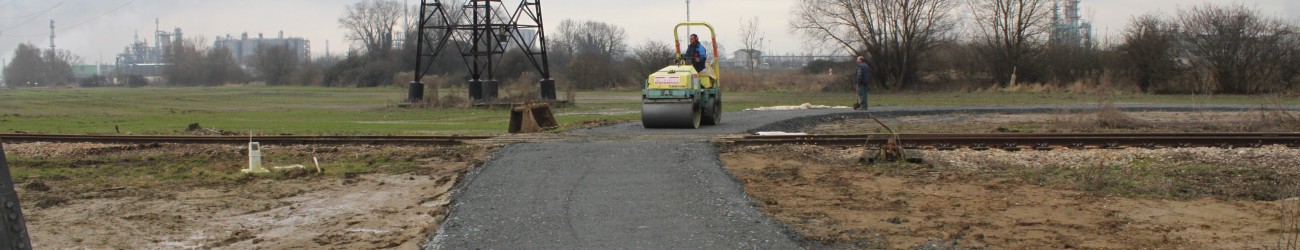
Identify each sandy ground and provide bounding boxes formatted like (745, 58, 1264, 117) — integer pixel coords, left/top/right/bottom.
(9, 143, 489, 249)
(27, 174, 458, 249)
(721, 145, 1297, 249)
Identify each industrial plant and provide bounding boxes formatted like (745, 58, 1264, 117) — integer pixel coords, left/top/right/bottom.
(110, 20, 310, 83)
(213, 31, 311, 70)
(1050, 0, 1094, 47)
(114, 20, 183, 78)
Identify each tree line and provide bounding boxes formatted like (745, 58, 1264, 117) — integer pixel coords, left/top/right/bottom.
(0, 0, 675, 90)
(793, 0, 1299, 94)
(2, 44, 75, 87)
(5, 0, 1295, 95)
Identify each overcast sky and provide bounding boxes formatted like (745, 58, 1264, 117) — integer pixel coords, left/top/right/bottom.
(0, 0, 1296, 65)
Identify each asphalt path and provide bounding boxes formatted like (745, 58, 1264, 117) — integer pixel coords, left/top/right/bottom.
(428, 103, 1298, 249)
(426, 141, 800, 249)
(572, 103, 1291, 136)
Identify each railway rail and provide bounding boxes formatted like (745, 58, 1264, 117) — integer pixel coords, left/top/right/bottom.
(0, 134, 491, 146)
(5, 133, 1300, 150)
(731, 132, 1300, 150)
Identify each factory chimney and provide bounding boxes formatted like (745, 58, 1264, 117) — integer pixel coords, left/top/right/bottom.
(49, 20, 55, 50)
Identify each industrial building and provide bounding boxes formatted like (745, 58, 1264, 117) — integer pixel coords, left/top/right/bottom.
(112, 20, 311, 82)
(213, 31, 311, 70)
(115, 23, 182, 78)
(1050, 0, 1094, 47)
(72, 64, 113, 79)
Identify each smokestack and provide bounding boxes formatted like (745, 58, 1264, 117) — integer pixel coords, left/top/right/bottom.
(155, 18, 160, 48)
(49, 20, 55, 50)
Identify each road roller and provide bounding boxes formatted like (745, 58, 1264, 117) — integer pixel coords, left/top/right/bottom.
(641, 22, 722, 129)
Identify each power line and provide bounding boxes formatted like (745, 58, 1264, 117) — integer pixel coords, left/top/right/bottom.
(0, 0, 136, 38)
(0, 0, 21, 11)
(0, 0, 68, 31)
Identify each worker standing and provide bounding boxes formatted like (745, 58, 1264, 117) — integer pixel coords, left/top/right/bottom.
(686, 34, 708, 72)
(854, 56, 871, 111)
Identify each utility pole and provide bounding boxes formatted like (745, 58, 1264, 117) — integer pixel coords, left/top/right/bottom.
(685, 0, 691, 35)
(403, 0, 410, 43)
(405, 0, 410, 32)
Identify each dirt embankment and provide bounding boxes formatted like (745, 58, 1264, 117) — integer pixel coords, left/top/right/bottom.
(721, 144, 1299, 249)
(7, 143, 491, 249)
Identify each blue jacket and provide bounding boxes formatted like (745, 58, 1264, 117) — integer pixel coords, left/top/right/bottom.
(686, 42, 707, 61)
(856, 62, 871, 85)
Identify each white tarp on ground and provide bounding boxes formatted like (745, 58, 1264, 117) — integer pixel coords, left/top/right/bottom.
(744, 103, 851, 111)
(754, 131, 808, 136)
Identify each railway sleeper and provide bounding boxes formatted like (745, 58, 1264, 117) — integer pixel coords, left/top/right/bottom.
(1033, 143, 1054, 151)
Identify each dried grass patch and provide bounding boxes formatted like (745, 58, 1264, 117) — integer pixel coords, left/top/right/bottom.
(726, 144, 1300, 201)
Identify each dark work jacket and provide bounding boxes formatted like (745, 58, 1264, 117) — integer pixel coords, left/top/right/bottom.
(686, 42, 707, 72)
(686, 42, 707, 61)
(856, 62, 871, 85)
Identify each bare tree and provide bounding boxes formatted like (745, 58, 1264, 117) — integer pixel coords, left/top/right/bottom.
(3, 44, 44, 87)
(738, 16, 766, 71)
(966, 0, 1053, 87)
(1119, 13, 1180, 93)
(164, 38, 209, 86)
(553, 19, 627, 57)
(1283, 29, 1300, 91)
(204, 46, 248, 85)
(629, 39, 675, 77)
(252, 45, 301, 85)
(43, 49, 77, 86)
(2, 43, 75, 87)
(792, 0, 958, 90)
(1177, 3, 1295, 94)
(340, 0, 404, 57)
(549, 19, 630, 88)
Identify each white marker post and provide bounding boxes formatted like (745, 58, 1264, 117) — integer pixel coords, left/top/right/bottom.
(242, 142, 269, 173)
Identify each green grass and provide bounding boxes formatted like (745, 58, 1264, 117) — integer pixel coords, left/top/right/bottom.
(9, 155, 244, 188)
(5, 144, 485, 189)
(0, 86, 1294, 135)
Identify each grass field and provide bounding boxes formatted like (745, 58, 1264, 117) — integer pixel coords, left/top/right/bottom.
(0, 86, 1295, 135)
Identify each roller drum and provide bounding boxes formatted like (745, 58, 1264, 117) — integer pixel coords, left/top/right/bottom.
(641, 102, 701, 129)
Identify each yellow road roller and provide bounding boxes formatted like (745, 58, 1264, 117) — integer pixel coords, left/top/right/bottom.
(641, 22, 722, 129)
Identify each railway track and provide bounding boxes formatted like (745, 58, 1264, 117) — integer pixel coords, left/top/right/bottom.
(0, 134, 492, 146)
(731, 132, 1300, 150)
(5, 132, 1300, 150)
